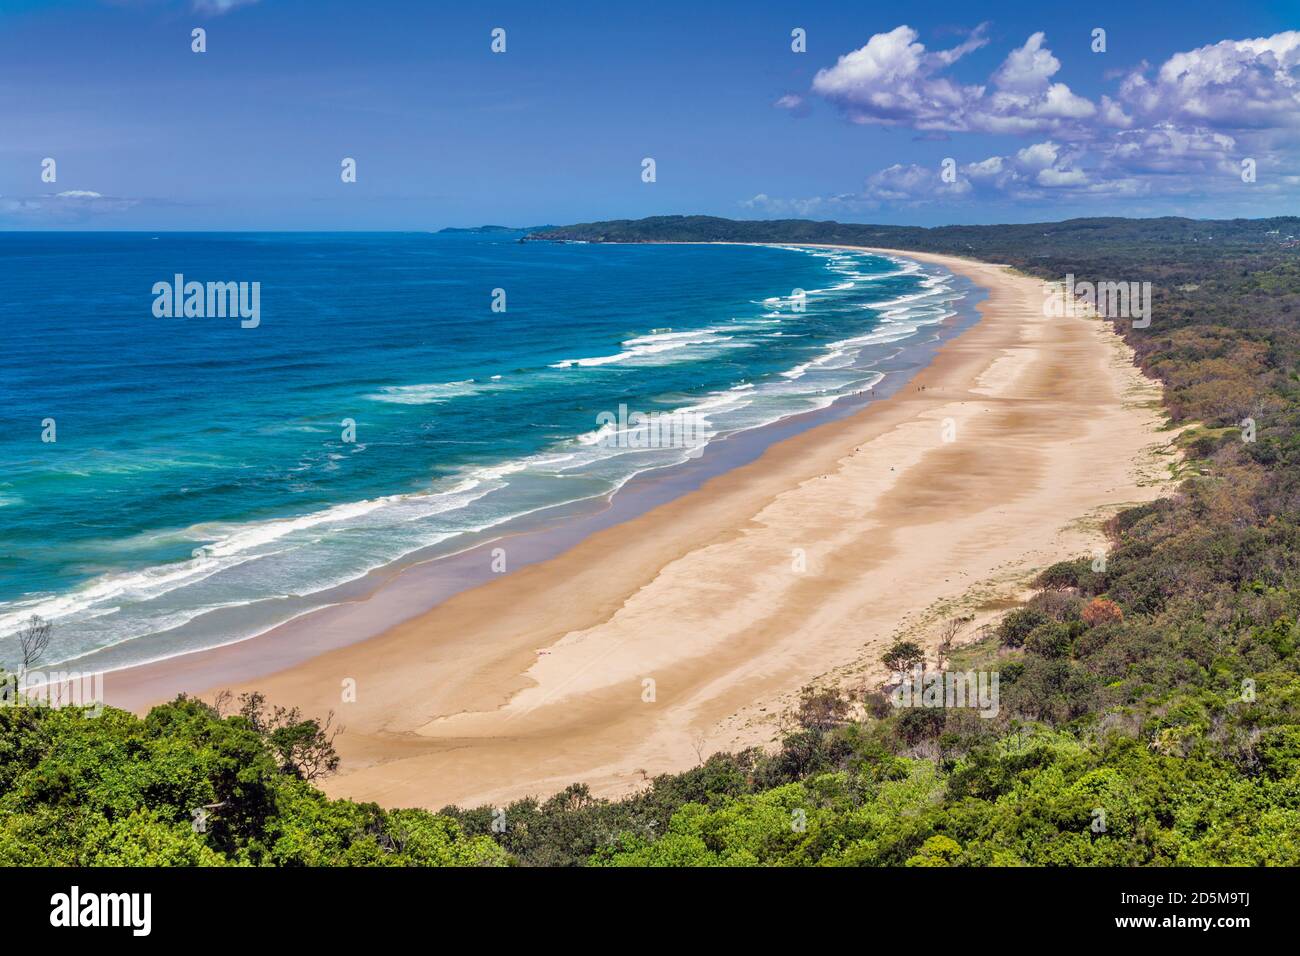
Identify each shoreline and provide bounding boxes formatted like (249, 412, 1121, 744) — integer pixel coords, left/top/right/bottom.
(92, 250, 981, 702)
(104, 247, 1173, 811)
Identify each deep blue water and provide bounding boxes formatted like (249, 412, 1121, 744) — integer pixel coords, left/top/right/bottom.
(0, 232, 963, 666)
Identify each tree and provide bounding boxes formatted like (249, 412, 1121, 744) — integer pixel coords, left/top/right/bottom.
(16, 615, 52, 676)
(936, 615, 973, 666)
(996, 608, 1048, 648)
(237, 691, 341, 781)
(269, 715, 341, 782)
(690, 733, 708, 767)
(881, 640, 925, 678)
(795, 686, 850, 733)
(906, 835, 963, 866)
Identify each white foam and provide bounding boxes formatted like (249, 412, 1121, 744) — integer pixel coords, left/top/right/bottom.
(550, 325, 740, 368)
(367, 378, 506, 404)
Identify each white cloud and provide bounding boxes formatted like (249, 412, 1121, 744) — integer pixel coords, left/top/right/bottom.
(192, 0, 261, 13)
(1037, 83, 1096, 119)
(1, 190, 141, 223)
(1036, 167, 1089, 187)
(810, 24, 989, 131)
(811, 25, 1300, 141)
(812, 26, 1096, 135)
(1103, 124, 1239, 176)
(863, 162, 972, 201)
(1098, 95, 1134, 129)
(1120, 31, 1300, 129)
(992, 32, 1059, 92)
(741, 193, 852, 217)
(792, 26, 1300, 210)
(1015, 141, 1060, 170)
(966, 156, 1005, 178)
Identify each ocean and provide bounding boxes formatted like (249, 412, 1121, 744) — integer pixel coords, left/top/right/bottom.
(0, 231, 970, 670)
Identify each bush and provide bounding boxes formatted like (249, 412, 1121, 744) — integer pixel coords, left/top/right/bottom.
(1032, 591, 1084, 623)
(1025, 622, 1074, 659)
(997, 608, 1048, 648)
(1081, 597, 1124, 628)
(1036, 559, 1090, 590)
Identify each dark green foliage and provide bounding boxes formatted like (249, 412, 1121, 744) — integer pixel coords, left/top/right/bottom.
(882, 639, 925, 673)
(1025, 622, 1075, 658)
(1036, 558, 1093, 592)
(0, 696, 507, 866)
(997, 608, 1047, 648)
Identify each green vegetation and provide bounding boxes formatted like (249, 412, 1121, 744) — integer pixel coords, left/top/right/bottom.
(0, 692, 507, 866)
(5, 215, 1300, 865)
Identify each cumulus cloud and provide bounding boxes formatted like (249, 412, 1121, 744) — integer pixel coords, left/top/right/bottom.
(1098, 95, 1134, 129)
(1105, 124, 1239, 176)
(812, 25, 1098, 135)
(991, 32, 1060, 92)
(863, 163, 972, 201)
(1016, 141, 1061, 170)
(810, 24, 989, 131)
(783, 25, 1300, 210)
(853, 142, 1098, 205)
(965, 156, 1005, 178)
(1119, 31, 1300, 129)
(811, 25, 1300, 139)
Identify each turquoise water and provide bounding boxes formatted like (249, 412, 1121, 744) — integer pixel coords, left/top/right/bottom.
(0, 232, 965, 667)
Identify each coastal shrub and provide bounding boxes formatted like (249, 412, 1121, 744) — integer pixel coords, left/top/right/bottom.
(862, 691, 893, 719)
(996, 608, 1048, 648)
(1031, 590, 1084, 623)
(1025, 623, 1075, 659)
(1035, 559, 1091, 591)
(1254, 617, 1299, 659)
(881, 640, 925, 675)
(0, 696, 505, 867)
(1081, 598, 1124, 628)
(905, 835, 964, 867)
(895, 708, 947, 746)
(796, 685, 852, 732)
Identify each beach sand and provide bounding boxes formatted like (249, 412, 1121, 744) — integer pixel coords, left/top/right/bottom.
(110, 248, 1176, 811)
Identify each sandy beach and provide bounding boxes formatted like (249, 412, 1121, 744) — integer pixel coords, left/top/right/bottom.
(107, 247, 1175, 810)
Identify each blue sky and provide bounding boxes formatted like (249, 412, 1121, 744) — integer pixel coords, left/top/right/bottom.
(1, 0, 1297, 229)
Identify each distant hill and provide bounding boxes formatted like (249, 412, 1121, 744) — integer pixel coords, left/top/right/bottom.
(437, 224, 555, 234)
(526, 214, 1300, 257)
